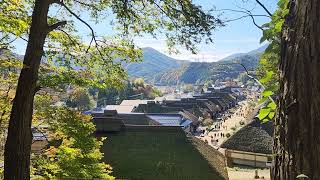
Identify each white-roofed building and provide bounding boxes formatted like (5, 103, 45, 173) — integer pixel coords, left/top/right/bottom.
(105, 105, 136, 113)
(120, 100, 149, 106)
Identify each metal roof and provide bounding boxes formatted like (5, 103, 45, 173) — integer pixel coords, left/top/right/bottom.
(147, 114, 192, 128)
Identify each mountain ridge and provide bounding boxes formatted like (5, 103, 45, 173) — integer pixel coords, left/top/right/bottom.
(2, 45, 265, 86)
(218, 44, 268, 62)
(127, 45, 266, 85)
(123, 47, 189, 78)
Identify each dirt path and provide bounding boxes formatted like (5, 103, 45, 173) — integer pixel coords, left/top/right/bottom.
(228, 167, 271, 180)
(198, 100, 254, 147)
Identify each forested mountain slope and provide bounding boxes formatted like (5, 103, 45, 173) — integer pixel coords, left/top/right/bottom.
(154, 54, 260, 85)
(123, 47, 189, 78)
(134, 46, 267, 85)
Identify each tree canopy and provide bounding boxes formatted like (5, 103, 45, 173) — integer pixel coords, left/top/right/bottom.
(1, 0, 223, 178)
(1, 0, 224, 90)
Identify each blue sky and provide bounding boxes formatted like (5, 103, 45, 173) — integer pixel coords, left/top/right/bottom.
(153, 0, 278, 61)
(14, 0, 278, 62)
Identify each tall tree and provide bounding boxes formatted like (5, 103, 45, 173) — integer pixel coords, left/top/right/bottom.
(4, 1, 50, 177)
(273, 0, 320, 179)
(66, 87, 94, 111)
(1, 0, 223, 178)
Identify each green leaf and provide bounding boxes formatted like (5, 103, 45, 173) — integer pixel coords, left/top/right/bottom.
(258, 107, 271, 120)
(260, 34, 268, 43)
(259, 58, 268, 66)
(261, 22, 270, 28)
(278, 0, 288, 8)
(268, 102, 277, 110)
(260, 30, 271, 43)
(262, 90, 273, 97)
(264, 44, 274, 54)
(275, 21, 283, 32)
(258, 97, 268, 104)
(268, 111, 275, 119)
(266, 85, 278, 92)
(262, 118, 270, 123)
(260, 71, 274, 84)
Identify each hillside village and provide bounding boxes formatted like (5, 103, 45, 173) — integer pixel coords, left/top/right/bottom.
(80, 80, 272, 179)
(0, 46, 273, 179)
(25, 78, 273, 179)
(2, 0, 320, 179)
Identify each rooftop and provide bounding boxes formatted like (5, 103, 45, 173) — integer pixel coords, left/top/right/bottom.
(120, 100, 150, 106)
(146, 114, 192, 128)
(220, 118, 273, 154)
(105, 105, 136, 113)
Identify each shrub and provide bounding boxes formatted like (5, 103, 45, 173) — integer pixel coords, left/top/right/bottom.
(226, 133, 231, 138)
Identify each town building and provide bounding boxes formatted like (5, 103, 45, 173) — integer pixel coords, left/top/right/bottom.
(220, 118, 273, 168)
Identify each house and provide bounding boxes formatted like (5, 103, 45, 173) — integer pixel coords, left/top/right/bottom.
(31, 127, 49, 153)
(120, 99, 151, 106)
(220, 118, 273, 168)
(92, 110, 125, 132)
(101, 100, 159, 113)
(91, 110, 194, 133)
(146, 114, 193, 132)
(83, 107, 104, 115)
(90, 110, 229, 179)
(105, 105, 136, 113)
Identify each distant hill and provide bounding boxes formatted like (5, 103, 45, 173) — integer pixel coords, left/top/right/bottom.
(0, 49, 24, 60)
(154, 45, 267, 85)
(218, 44, 267, 62)
(154, 53, 260, 85)
(3, 45, 266, 86)
(123, 47, 189, 78)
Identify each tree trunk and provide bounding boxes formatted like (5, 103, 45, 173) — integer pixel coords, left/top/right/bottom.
(4, 0, 50, 179)
(273, 0, 320, 179)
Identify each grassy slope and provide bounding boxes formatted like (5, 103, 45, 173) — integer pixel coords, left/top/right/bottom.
(101, 130, 226, 180)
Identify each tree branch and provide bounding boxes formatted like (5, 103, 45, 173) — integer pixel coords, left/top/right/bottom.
(73, 0, 101, 11)
(34, 86, 42, 94)
(0, 33, 9, 42)
(236, 63, 275, 103)
(49, 0, 62, 5)
(248, 14, 264, 31)
(0, 37, 18, 47)
(214, 8, 268, 31)
(58, 2, 101, 54)
(153, 1, 179, 29)
(225, 14, 270, 22)
(255, 0, 273, 17)
(58, 29, 82, 50)
(48, 21, 67, 32)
